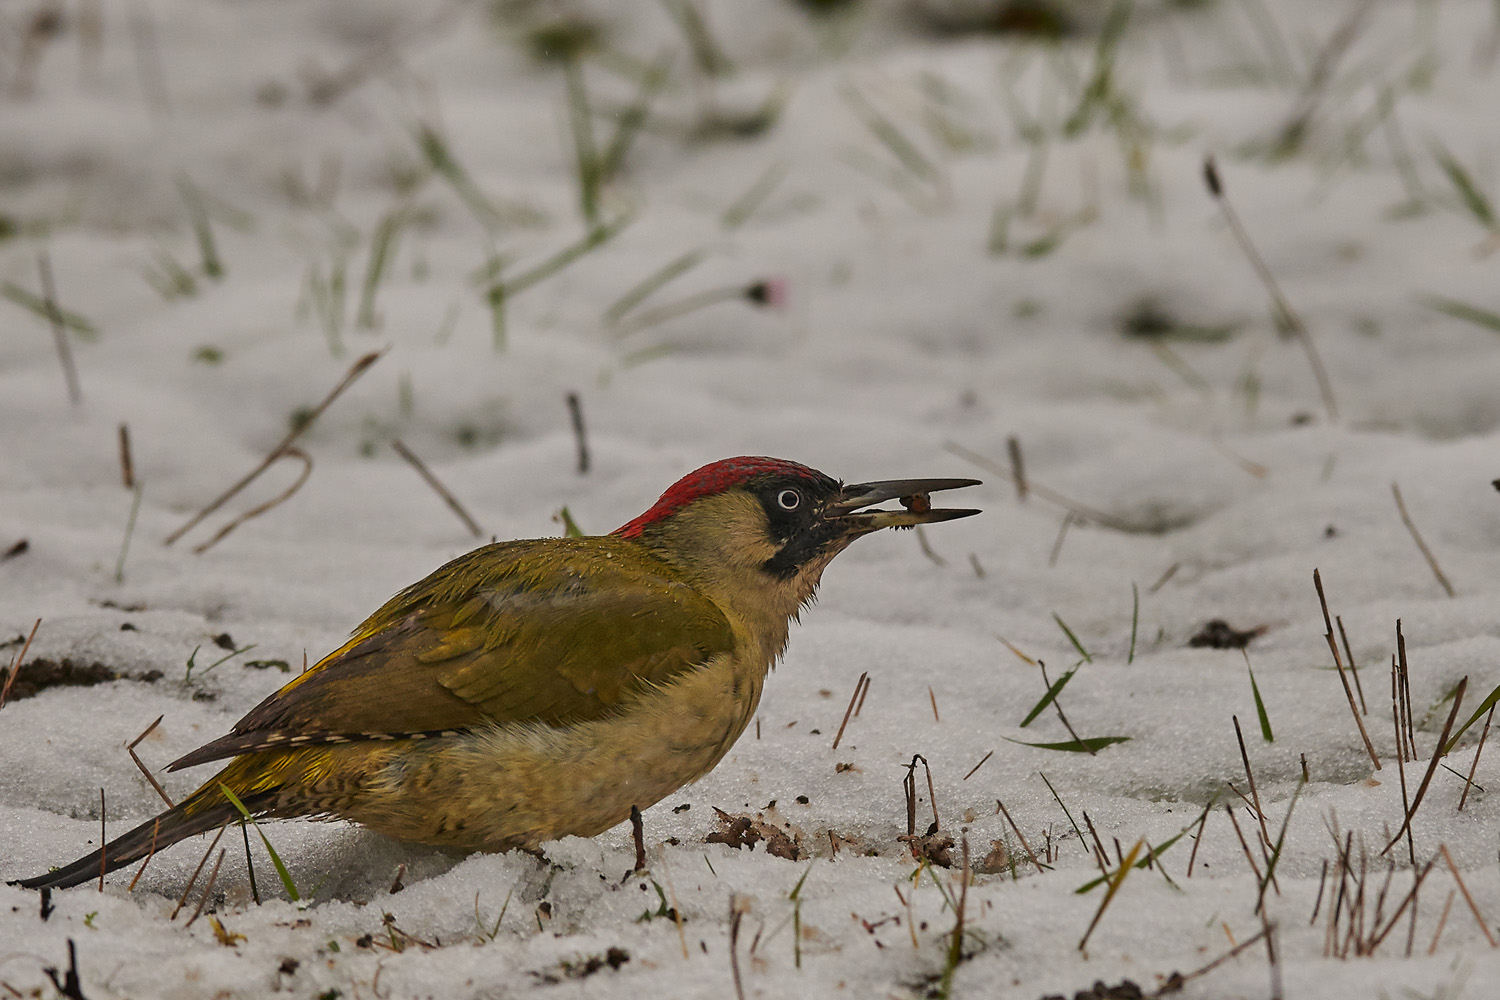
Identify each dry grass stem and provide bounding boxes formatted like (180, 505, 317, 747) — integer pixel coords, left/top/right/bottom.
(1225, 806, 1264, 883)
(392, 439, 483, 538)
(962, 751, 993, 781)
(128, 714, 174, 808)
(1440, 843, 1498, 947)
(928, 686, 940, 723)
(1335, 615, 1367, 714)
(184, 849, 227, 928)
(1427, 889, 1456, 954)
(1186, 805, 1210, 878)
(944, 442, 1132, 531)
(915, 525, 947, 567)
(1384, 677, 1466, 855)
(996, 800, 1045, 874)
(0, 618, 42, 712)
(166, 350, 384, 546)
(1147, 562, 1180, 594)
(98, 789, 106, 892)
(728, 893, 746, 1000)
(1078, 838, 1144, 953)
(1006, 435, 1027, 501)
(1457, 700, 1495, 810)
(191, 448, 313, 554)
(118, 424, 135, 489)
(1202, 156, 1337, 422)
(127, 820, 161, 892)
(1391, 483, 1455, 597)
(170, 824, 229, 920)
(1313, 569, 1380, 768)
(37, 251, 83, 406)
(1047, 511, 1075, 567)
(1390, 658, 1415, 866)
(629, 805, 646, 875)
(565, 392, 590, 475)
(831, 671, 868, 750)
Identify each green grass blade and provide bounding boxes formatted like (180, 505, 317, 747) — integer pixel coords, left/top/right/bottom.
(1430, 139, 1497, 229)
(219, 783, 301, 902)
(1004, 735, 1131, 753)
(1248, 662, 1274, 742)
(1, 282, 97, 335)
(1020, 665, 1078, 728)
(1443, 680, 1500, 754)
(1420, 295, 1500, 334)
(1052, 612, 1093, 663)
(1038, 771, 1086, 847)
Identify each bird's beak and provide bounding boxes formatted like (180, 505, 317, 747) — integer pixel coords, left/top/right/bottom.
(826, 477, 982, 532)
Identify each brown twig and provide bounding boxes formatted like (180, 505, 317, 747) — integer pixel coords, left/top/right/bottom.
(1366, 853, 1438, 953)
(37, 251, 82, 406)
(166, 350, 384, 546)
(1391, 482, 1455, 597)
(927, 686, 940, 723)
(191, 448, 314, 553)
(1458, 701, 1495, 811)
(392, 438, 483, 538)
(1203, 156, 1337, 422)
(1310, 858, 1329, 924)
(127, 714, 174, 808)
(1313, 569, 1380, 769)
(996, 801, 1045, 874)
(1440, 843, 1498, 947)
(565, 392, 590, 474)
(1384, 677, 1467, 855)
(0, 618, 41, 712)
(118, 424, 135, 490)
(831, 671, 868, 750)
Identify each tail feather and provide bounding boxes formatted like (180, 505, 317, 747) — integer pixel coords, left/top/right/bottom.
(10, 784, 270, 891)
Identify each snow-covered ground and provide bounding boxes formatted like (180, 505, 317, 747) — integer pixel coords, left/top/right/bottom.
(4, 0, 1500, 996)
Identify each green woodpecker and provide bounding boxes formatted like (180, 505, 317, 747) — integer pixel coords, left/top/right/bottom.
(16, 457, 978, 890)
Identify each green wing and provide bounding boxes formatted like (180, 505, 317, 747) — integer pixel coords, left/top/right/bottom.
(168, 537, 734, 770)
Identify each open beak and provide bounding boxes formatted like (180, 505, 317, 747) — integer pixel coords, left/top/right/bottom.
(826, 477, 982, 532)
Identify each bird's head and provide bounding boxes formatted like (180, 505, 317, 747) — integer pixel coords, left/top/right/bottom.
(614, 457, 979, 617)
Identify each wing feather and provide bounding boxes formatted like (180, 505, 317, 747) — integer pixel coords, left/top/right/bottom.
(167, 537, 733, 771)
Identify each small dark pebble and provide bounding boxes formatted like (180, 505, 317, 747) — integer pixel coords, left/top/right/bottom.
(1, 539, 28, 561)
(1187, 619, 1262, 649)
(796, 795, 809, 805)
(672, 803, 691, 813)
(120, 623, 137, 631)
(213, 633, 236, 650)
(1039, 980, 1144, 1000)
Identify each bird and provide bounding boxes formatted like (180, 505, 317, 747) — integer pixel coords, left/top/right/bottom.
(14, 456, 979, 890)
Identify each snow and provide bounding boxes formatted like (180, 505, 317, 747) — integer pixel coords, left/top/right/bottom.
(4, 0, 1500, 996)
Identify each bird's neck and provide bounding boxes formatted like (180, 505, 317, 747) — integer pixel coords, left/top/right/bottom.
(634, 493, 826, 665)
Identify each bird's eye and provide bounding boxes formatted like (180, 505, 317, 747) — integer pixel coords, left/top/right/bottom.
(777, 489, 801, 511)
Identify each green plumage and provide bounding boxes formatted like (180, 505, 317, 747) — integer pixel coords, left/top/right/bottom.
(172, 537, 736, 769)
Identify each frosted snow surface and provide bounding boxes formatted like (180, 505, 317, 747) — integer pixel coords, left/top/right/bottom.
(4, 1, 1500, 997)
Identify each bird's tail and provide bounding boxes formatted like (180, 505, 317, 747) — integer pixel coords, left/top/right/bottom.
(10, 774, 272, 891)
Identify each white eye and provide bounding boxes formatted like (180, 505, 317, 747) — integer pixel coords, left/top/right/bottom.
(777, 489, 801, 511)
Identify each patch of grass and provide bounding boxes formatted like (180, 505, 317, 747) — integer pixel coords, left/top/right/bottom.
(219, 784, 301, 902)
